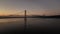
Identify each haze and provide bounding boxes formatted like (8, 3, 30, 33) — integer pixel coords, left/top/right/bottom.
(0, 0, 60, 16)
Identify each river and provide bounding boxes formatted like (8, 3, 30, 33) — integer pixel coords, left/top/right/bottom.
(0, 18, 60, 33)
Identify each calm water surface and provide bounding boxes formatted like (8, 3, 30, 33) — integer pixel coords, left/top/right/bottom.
(0, 18, 60, 32)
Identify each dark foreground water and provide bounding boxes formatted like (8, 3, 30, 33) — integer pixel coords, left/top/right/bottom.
(0, 18, 60, 34)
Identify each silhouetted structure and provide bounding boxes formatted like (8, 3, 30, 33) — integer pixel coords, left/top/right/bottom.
(24, 10, 27, 32)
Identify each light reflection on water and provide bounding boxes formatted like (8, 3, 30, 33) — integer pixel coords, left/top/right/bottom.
(0, 18, 60, 32)
(0, 18, 23, 23)
(0, 18, 24, 31)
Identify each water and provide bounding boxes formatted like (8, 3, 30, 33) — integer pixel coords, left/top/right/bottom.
(0, 18, 60, 32)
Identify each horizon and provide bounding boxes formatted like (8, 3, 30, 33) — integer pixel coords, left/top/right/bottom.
(0, 14, 60, 16)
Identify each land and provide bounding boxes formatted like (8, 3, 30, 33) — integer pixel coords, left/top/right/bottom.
(31, 15, 60, 18)
(0, 15, 60, 18)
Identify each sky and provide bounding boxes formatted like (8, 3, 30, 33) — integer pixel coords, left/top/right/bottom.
(0, 0, 60, 16)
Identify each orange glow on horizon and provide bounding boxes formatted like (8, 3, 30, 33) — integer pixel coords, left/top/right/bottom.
(0, 9, 60, 16)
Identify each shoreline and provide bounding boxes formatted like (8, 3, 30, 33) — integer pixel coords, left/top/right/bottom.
(0, 17, 60, 19)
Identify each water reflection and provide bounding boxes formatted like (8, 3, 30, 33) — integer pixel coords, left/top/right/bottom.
(0, 18, 23, 23)
(0, 18, 60, 32)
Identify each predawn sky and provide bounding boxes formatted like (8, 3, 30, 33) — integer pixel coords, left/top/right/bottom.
(0, 0, 60, 16)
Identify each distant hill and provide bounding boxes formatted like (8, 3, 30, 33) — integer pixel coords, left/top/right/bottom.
(0, 15, 60, 18)
(31, 15, 60, 18)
